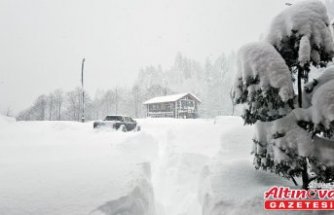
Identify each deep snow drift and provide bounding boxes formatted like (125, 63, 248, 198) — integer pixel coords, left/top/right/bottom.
(0, 115, 310, 215)
(0, 116, 157, 215)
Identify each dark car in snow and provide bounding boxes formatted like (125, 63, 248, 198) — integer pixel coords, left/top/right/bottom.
(93, 116, 140, 131)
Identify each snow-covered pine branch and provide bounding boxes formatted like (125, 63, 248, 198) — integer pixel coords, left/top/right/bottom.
(270, 70, 334, 181)
(271, 110, 334, 183)
(232, 42, 295, 124)
(266, 0, 334, 78)
(271, 67, 334, 138)
(303, 66, 334, 108)
(296, 81, 334, 138)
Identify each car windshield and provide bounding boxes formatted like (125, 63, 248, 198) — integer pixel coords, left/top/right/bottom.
(104, 116, 123, 121)
(124, 117, 134, 122)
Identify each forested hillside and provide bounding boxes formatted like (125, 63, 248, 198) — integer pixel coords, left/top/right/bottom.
(17, 52, 236, 120)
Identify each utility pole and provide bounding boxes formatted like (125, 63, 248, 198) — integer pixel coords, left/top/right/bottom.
(115, 87, 118, 115)
(81, 58, 85, 122)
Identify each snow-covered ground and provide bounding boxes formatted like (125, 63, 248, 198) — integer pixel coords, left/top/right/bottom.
(0, 115, 307, 215)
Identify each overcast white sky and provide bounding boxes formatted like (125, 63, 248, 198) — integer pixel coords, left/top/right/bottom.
(0, 0, 293, 113)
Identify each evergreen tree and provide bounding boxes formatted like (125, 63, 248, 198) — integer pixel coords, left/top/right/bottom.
(233, 0, 334, 189)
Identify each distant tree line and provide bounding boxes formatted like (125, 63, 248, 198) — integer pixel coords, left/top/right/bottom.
(17, 52, 236, 121)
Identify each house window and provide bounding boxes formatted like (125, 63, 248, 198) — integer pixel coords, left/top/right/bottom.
(181, 100, 186, 108)
(150, 104, 159, 111)
(188, 100, 194, 107)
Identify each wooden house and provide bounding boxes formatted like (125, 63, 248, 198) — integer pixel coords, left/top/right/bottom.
(143, 93, 201, 118)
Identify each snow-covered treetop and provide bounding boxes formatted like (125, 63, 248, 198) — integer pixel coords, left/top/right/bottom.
(232, 42, 294, 103)
(266, 0, 334, 68)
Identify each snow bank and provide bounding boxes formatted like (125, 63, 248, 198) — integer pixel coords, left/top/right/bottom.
(138, 118, 224, 215)
(0, 114, 15, 126)
(2, 116, 317, 215)
(199, 117, 334, 214)
(0, 117, 226, 215)
(91, 163, 156, 215)
(0, 120, 158, 215)
(198, 117, 298, 215)
(266, 0, 334, 66)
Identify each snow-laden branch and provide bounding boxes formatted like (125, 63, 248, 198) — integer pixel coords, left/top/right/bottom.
(303, 66, 334, 108)
(233, 42, 294, 103)
(266, 0, 334, 69)
(272, 111, 334, 168)
(232, 42, 295, 124)
(294, 68, 334, 136)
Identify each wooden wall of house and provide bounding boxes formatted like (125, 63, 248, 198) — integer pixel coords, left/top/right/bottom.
(145, 95, 200, 118)
(147, 102, 175, 112)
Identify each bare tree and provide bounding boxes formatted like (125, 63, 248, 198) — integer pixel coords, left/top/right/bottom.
(103, 90, 115, 116)
(65, 88, 81, 121)
(64, 87, 92, 121)
(47, 93, 55, 120)
(132, 85, 141, 118)
(53, 89, 64, 120)
(30, 95, 47, 120)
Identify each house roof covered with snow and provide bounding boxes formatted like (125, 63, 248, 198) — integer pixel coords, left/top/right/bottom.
(143, 93, 201, 105)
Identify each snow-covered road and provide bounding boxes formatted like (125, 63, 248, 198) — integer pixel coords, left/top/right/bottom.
(0, 116, 298, 215)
